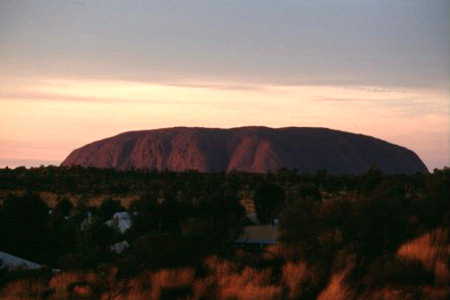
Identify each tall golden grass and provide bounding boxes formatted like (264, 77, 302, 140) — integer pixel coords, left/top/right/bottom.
(397, 228, 450, 284)
(0, 278, 48, 300)
(316, 271, 350, 300)
(281, 261, 310, 299)
(204, 255, 281, 300)
(1, 233, 449, 300)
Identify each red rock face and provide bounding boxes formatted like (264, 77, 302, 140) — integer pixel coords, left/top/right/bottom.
(61, 126, 428, 174)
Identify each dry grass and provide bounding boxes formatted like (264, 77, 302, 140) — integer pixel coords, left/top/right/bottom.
(99, 268, 196, 300)
(397, 228, 450, 284)
(281, 261, 311, 299)
(0, 255, 321, 300)
(38, 191, 60, 207)
(149, 268, 195, 299)
(203, 256, 281, 300)
(86, 194, 139, 208)
(262, 244, 300, 261)
(316, 269, 353, 300)
(204, 255, 238, 277)
(191, 276, 216, 299)
(3, 237, 448, 300)
(360, 287, 420, 300)
(421, 285, 450, 300)
(220, 283, 281, 300)
(0, 278, 48, 300)
(48, 270, 101, 298)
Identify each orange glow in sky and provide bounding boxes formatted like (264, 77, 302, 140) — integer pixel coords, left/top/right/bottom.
(1, 1, 449, 170)
(1, 77, 448, 170)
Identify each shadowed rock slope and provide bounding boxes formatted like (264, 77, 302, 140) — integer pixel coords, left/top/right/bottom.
(61, 126, 428, 174)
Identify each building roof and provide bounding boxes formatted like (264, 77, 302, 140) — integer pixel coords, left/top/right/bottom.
(0, 251, 42, 270)
(235, 225, 278, 244)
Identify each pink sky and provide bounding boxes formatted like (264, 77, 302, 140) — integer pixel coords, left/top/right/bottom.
(1, 77, 448, 170)
(1, 1, 449, 170)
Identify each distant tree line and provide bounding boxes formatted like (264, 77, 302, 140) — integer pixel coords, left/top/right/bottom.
(0, 166, 448, 281)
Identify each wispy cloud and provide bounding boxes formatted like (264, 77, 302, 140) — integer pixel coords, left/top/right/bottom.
(0, 77, 267, 104)
(0, 76, 448, 169)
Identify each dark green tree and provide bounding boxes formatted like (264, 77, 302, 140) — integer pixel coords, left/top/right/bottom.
(53, 197, 73, 219)
(99, 198, 124, 220)
(0, 192, 50, 262)
(254, 182, 285, 224)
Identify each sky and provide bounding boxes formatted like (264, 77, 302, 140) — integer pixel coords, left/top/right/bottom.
(0, 0, 449, 170)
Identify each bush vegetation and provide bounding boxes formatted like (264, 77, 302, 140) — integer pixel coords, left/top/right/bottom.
(0, 166, 449, 299)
